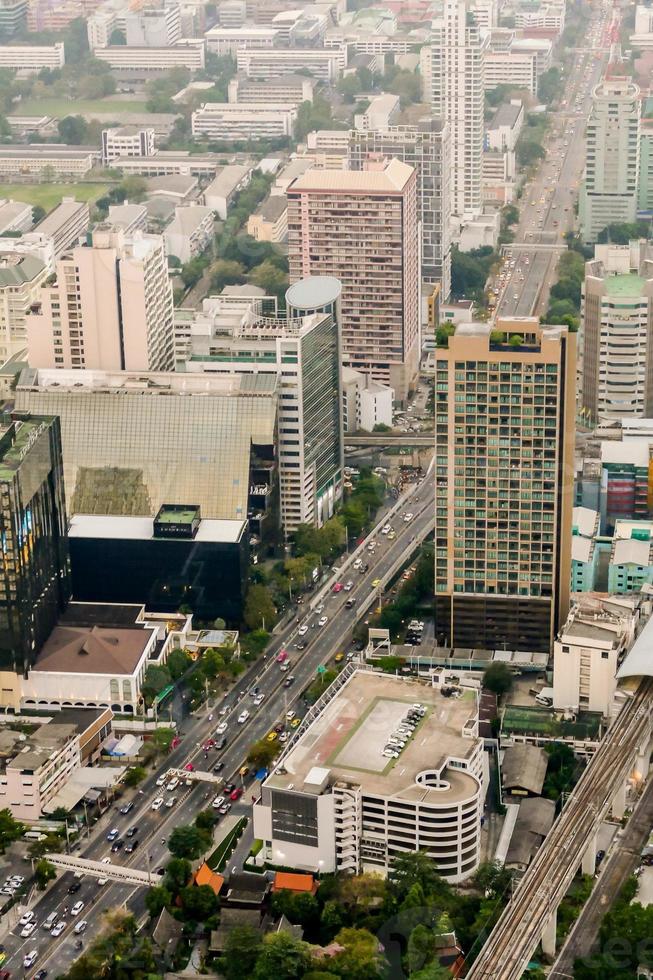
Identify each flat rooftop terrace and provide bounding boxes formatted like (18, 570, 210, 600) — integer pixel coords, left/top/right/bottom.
(266, 671, 479, 802)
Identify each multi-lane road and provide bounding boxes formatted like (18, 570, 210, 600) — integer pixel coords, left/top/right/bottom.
(496, 5, 613, 320)
(1, 471, 435, 977)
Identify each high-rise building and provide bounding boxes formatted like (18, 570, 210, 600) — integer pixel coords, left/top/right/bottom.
(0, 413, 70, 682)
(0, 0, 27, 40)
(348, 118, 452, 297)
(124, 4, 181, 47)
(431, 0, 486, 220)
(579, 78, 641, 243)
(580, 241, 653, 422)
(176, 279, 344, 532)
(287, 159, 420, 401)
(434, 318, 576, 654)
(27, 226, 174, 373)
(0, 254, 49, 363)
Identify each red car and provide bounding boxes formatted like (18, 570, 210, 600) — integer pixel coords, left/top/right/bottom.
(184, 762, 195, 772)
(332, 582, 343, 593)
(230, 788, 243, 801)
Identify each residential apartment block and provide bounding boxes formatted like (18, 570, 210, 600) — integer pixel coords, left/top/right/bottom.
(163, 204, 214, 263)
(101, 126, 155, 165)
(94, 40, 206, 74)
(0, 254, 49, 362)
(124, 4, 181, 46)
(33, 198, 90, 261)
(27, 226, 174, 373)
(204, 24, 279, 53)
(0, 41, 64, 73)
(227, 74, 315, 106)
(236, 46, 344, 81)
(287, 160, 420, 401)
(434, 318, 576, 653)
(349, 119, 452, 296)
(580, 241, 653, 423)
(0, 147, 95, 178)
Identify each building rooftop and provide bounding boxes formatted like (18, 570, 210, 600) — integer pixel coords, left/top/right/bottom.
(285, 275, 341, 311)
(611, 537, 652, 567)
(573, 505, 599, 538)
(204, 165, 251, 199)
(34, 198, 88, 236)
(166, 205, 213, 236)
(0, 254, 44, 288)
(489, 102, 523, 129)
(502, 743, 548, 795)
(146, 175, 198, 198)
(258, 196, 287, 222)
(604, 273, 646, 297)
(289, 157, 414, 193)
(35, 624, 152, 676)
(265, 670, 479, 803)
(0, 415, 54, 482)
(68, 513, 246, 543)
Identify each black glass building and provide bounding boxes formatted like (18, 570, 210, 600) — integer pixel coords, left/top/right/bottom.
(0, 413, 70, 675)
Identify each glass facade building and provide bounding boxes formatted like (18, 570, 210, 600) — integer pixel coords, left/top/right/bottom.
(0, 413, 70, 675)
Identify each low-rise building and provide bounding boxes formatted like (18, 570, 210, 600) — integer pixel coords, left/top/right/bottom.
(354, 94, 400, 132)
(304, 129, 349, 168)
(246, 195, 288, 243)
(253, 669, 484, 880)
(101, 126, 156, 165)
(203, 164, 251, 219)
(0, 146, 95, 178)
(107, 202, 148, 235)
(21, 602, 191, 715)
(191, 102, 297, 141)
(571, 505, 600, 592)
(505, 798, 556, 873)
(33, 197, 90, 260)
(501, 743, 548, 798)
(0, 198, 32, 235)
(227, 73, 315, 106)
(341, 367, 393, 433)
(608, 519, 653, 593)
(94, 41, 205, 74)
(553, 595, 639, 716)
(204, 25, 279, 53)
(236, 46, 344, 82)
(113, 151, 221, 178)
(482, 150, 515, 205)
(0, 708, 113, 820)
(484, 50, 537, 95)
(0, 41, 64, 73)
(486, 102, 524, 152)
(164, 204, 214, 263)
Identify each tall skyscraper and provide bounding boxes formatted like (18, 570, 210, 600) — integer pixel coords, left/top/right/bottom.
(348, 118, 452, 298)
(434, 318, 576, 653)
(579, 78, 641, 243)
(27, 226, 174, 373)
(287, 159, 420, 402)
(580, 241, 653, 422)
(0, 413, 70, 683)
(431, 0, 486, 220)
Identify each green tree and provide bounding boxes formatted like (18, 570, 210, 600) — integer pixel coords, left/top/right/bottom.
(407, 924, 434, 974)
(248, 738, 279, 770)
(168, 825, 211, 860)
(164, 856, 192, 894)
(537, 66, 562, 104)
(179, 883, 219, 921)
(0, 807, 25, 852)
(145, 884, 171, 917)
(120, 175, 147, 201)
(517, 138, 546, 168)
(200, 647, 226, 679)
(142, 664, 172, 702)
(271, 891, 320, 929)
(123, 765, 146, 787)
(389, 851, 452, 905)
(194, 808, 216, 832)
(253, 932, 310, 980)
(305, 668, 338, 705)
(330, 928, 384, 980)
(244, 583, 276, 630)
(32, 204, 46, 224)
(109, 27, 126, 44)
(58, 115, 88, 144)
(249, 259, 288, 302)
(502, 204, 519, 227)
(320, 899, 345, 938)
(167, 648, 191, 681)
(151, 726, 175, 753)
(482, 662, 513, 696)
(211, 258, 246, 291)
(223, 925, 263, 980)
(34, 858, 56, 890)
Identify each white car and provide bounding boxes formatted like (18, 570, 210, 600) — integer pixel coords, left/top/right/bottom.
(71, 901, 84, 917)
(21, 921, 37, 938)
(297, 625, 308, 636)
(212, 795, 225, 809)
(353, 559, 362, 569)
(343, 581, 353, 591)
(23, 950, 38, 969)
(381, 524, 391, 535)
(166, 796, 177, 808)
(215, 721, 228, 735)
(101, 856, 112, 864)
(403, 513, 414, 523)
(253, 693, 265, 706)
(286, 710, 296, 721)
(155, 774, 166, 786)
(19, 910, 35, 927)
(74, 920, 88, 935)
(166, 777, 179, 792)
(318, 616, 328, 627)
(237, 709, 249, 724)
(97, 877, 108, 887)
(151, 797, 164, 811)
(51, 920, 66, 937)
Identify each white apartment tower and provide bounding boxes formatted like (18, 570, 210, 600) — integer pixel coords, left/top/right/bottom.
(27, 226, 174, 373)
(431, 0, 486, 220)
(579, 78, 641, 243)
